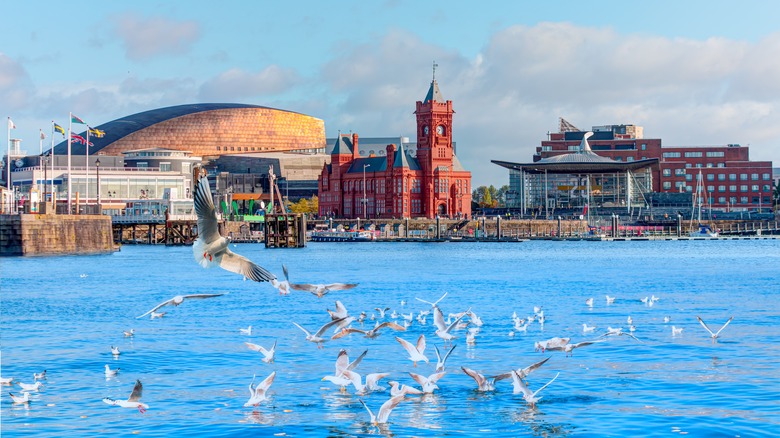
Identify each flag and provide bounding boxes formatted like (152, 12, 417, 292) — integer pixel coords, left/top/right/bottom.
(53, 123, 65, 137)
(88, 127, 105, 138)
(40, 130, 46, 140)
(71, 132, 87, 144)
(71, 114, 86, 124)
(7, 118, 15, 129)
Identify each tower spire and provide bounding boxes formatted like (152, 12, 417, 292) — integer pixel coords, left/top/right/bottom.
(432, 60, 438, 82)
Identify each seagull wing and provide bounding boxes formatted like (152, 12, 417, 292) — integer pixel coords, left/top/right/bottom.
(434, 344, 442, 364)
(359, 399, 375, 424)
(442, 344, 456, 366)
(314, 317, 347, 337)
(376, 321, 406, 332)
(183, 293, 225, 300)
(127, 380, 143, 402)
(433, 307, 447, 331)
(335, 350, 349, 375)
(696, 316, 716, 336)
(193, 173, 221, 245)
(427, 371, 446, 384)
(245, 342, 267, 354)
(366, 373, 389, 388)
(257, 371, 276, 393)
(289, 283, 319, 292)
(532, 372, 560, 398)
(376, 394, 405, 424)
(323, 283, 358, 291)
(292, 322, 312, 337)
(511, 370, 533, 397)
(218, 249, 275, 282)
(416, 334, 427, 355)
(445, 311, 468, 333)
(282, 264, 289, 282)
(346, 349, 368, 372)
(461, 366, 486, 388)
(334, 300, 348, 319)
(332, 328, 365, 340)
(408, 372, 427, 387)
(715, 316, 734, 337)
(136, 297, 175, 319)
(396, 336, 419, 357)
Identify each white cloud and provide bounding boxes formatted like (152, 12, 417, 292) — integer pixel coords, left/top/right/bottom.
(0, 53, 35, 110)
(114, 14, 200, 61)
(198, 66, 301, 101)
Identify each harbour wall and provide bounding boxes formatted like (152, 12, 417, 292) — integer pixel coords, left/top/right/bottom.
(0, 214, 115, 256)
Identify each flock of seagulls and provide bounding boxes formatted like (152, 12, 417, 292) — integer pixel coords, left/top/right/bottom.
(1, 169, 739, 432)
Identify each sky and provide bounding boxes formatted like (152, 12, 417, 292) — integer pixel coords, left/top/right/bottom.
(3, 0, 780, 188)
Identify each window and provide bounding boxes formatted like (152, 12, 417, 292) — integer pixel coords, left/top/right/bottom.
(136, 162, 148, 168)
(751, 174, 759, 181)
(763, 173, 771, 180)
(730, 185, 737, 192)
(740, 197, 748, 204)
(641, 143, 647, 150)
(729, 196, 737, 205)
(216, 146, 221, 151)
(675, 169, 685, 176)
(706, 174, 714, 181)
(159, 162, 171, 172)
(718, 185, 726, 192)
(685, 185, 692, 192)
(684, 151, 703, 158)
(752, 185, 759, 192)
(740, 185, 748, 192)
(568, 145, 580, 151)
(182, 163, 190, 174)
(685, 174, 693, 181)
(627, 156, 634, 162)
(706, 151, 725, 157)
(663, 169, 672, 176)
(695, 163, 702, 168)
(717, 174, 725, 181)
(663, 152, 681, 158)
(675, 181, 686, 189)
(663, 182, 672, 190)
(764, 185, 771, 192)
(706, 163, 713, 168)
(717, 163, 725, 168)
(729, 174, 737, 181)
(541, 146, 552, 151)
(740, 174, 748, 181)
(707, 185, 715, 192)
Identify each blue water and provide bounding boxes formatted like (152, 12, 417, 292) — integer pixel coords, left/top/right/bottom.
(2, 240, 779, 437)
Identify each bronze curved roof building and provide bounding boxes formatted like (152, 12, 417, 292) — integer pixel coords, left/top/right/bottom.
(52, 103, 326, 157)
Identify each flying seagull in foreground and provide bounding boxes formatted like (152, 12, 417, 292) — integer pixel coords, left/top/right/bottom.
(415, 292, 448, 308)
(289, 281, 358, 298)
(270, 265, 292, 295)
(434, 344, 456, 372)
(245, 339, 277, 363)
(103, 379, 148, 413)
(192, 171, 275, 282)
(244, 372, 276, 408)
(136, 294, 225, 319)
(697, 316, 734, 340)
(360, 394, 406, 426)
(492, 357, 552, 383)
(395, 334, 429, 367)
(292, 317, 347, 348)
(512, 370, 560, 408)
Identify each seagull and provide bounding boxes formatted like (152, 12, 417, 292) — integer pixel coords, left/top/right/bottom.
(466, 329, 477, 345)
(360, 394, 406, 426)
(341, 369, 390, 394)
(462, 367, 496, 392)
(327, 300, 349, 320)
(415, 292, 448, 308)
(583, 323, 596, 333)
(192, 171, 275, 282)
(534, 337, 570, 353)
(150, 311, 166, 319)
(697, 316, 734, 340)
(627, 316, 633, 325)
(467, 310, 484, 327)
(240, 325, 253, 335)
(18, 381, 43, 392)
(563, 340, 604, 356)
(511, 370, 560, 407)
(434, 344, 456, 372)
(388, 380, 423, 396)
(664, 316, 671, 323)
(136, 294, 225, 319)
(123, 329, 135, 337)
(289, 281, 358, 298)
(270, 265, 291, 295)
(9, 392, 30, 404)
(246, 340, 277, 363)
(333, 321, 406, 340)
(111, 346, 121, 356)
(396, 334, 429, 367)
(334, 349, 368, 377)
(103, 379, 148, 413)
(409, 371, 446, 394)
(33, 370, 47, 381)
(433, 306, 467, 346)
(375, 307, 391, 318)
(605, 295, 615, 304)
(585, 298, 594, 307)
(599, 327, 642, 342)
(244, 372, 276, 407)
(641, 297, 649, 304)
(672, 326, 683, 336)
(0, 377, 14, 385)
(105, 364, 120, 377)
(293, 317, 347, 348)
(492, 357, 551, 383)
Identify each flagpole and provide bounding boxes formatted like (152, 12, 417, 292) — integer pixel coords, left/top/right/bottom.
(50, 122, 55, 203)
(85, 128, 89, 203)
(6, 117, 10, 191)
(39, 129, 43, 194)
(67, 113, 72, 214)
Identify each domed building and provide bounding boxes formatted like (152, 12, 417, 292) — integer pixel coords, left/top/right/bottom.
(52, 103, 326, 157)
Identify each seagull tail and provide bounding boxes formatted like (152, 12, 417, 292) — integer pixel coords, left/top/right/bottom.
(193, 238, 212, 268)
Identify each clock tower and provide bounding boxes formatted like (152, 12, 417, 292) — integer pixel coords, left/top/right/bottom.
(415, 62, 457, 216)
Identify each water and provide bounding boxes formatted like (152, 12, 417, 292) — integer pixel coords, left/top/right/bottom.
(1, 240, 779, 437)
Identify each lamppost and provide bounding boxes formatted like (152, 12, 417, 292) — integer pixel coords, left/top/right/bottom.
(95, 158, 101, 207)
(362, 164, 368, 218)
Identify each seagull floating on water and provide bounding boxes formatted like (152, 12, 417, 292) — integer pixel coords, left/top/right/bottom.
(18, 381, 43, 392)
(9, 392, 30, 404)
(360, 394, 406, 426)
(103, 379, 148, 413)
(0, 377, 14, 385)
(605, 295, 616, 304)
(583, 323, 596, 333)
(105, 364, 120, 377)
(245, 340, 277, 363)
(409, 371, 446, 394)
(585, 298, 594, 308)
(123, 329, 135, 337)
(111, 346, 121, 356)
(388, 380, 423, 396)
(136, 294, 225, 319)
(672, 326, 683, 336)
(33, 370, 46, 381)
(240, 325, 253, 335)
(696, 316, 733, 340)
(192, 170, 276, 283)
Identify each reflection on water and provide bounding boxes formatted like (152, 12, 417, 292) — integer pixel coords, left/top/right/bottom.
(1, 241, 779, 436)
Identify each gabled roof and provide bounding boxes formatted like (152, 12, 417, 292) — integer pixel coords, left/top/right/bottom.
(347, 157, 387, 173)
(424, 80, 444, 103)
(331, 134, 352, 155)
(394, 143, 421, 170)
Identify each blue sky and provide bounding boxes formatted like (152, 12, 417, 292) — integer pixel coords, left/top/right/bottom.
(4, 0, 779, 187)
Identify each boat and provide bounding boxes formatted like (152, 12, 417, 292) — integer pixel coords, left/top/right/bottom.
(688, 170, 718, 238)
(309, 230, 376, 242)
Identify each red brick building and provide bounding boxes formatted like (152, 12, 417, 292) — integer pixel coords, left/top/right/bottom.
(535, 120, 773, 210)
(318, 78, 472, 219)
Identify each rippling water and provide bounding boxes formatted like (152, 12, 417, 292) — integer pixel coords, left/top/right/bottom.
(2, 240, 779, 437)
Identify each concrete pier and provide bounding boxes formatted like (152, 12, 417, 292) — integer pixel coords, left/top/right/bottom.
(0, 214, 115, 256)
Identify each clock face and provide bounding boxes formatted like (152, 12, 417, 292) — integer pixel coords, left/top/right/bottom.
(437, 125, 445, 135)
(423, 126, 429, 135)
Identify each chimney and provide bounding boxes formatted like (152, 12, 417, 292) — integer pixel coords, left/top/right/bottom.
(352, 133, 360, 160)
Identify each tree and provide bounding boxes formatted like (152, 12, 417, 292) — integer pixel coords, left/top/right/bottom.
(773, 181, 780, 212)
(289, 195, 318, 214)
